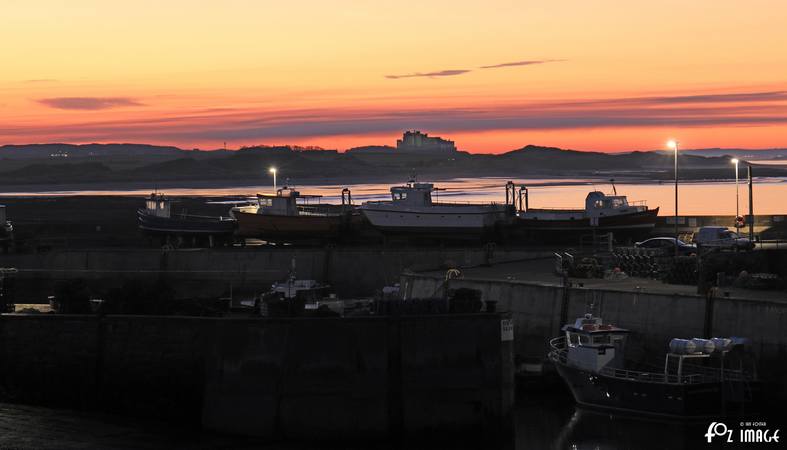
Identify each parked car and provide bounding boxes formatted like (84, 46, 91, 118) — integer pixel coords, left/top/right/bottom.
(634, 237, 697, 255)
(694, 226, 754, 251)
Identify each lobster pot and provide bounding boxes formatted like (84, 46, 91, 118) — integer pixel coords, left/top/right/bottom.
(691, 338, 716, 354)
(711, 337, 732, 353)
(669, 338, 696, 355)
(0, 205, 6, 223)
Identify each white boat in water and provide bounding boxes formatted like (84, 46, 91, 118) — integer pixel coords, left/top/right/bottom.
(359, 181, 509, 234)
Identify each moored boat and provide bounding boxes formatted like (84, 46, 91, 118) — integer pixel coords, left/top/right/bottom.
(548, 313, 758, 418)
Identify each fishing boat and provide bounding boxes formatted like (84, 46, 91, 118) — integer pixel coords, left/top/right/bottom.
(137, 193, 236, 237)
(0, 205, 13, 250)
(359, 181, 509, 236)
(516, 181, 658, 239)
(548, 313, 758, 418)
(230, 187, 358, 243)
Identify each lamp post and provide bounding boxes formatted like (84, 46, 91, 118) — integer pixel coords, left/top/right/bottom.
(667, 140, 679, 257)
(731, 158, 740, 223)
(269, 167, 277, 193)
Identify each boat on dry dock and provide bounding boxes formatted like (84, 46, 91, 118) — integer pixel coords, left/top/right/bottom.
(548, 313, 758, 418)
(230, 187, 359, 243)
(137, 193, 236, 237)
(514, 181, 658, 239)
(359, 181, 510, 236)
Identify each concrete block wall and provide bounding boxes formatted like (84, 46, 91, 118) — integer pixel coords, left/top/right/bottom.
(0, 315, 100, 408)
(201, 315, 514, 443)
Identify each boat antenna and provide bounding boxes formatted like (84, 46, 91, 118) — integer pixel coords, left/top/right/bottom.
(610, 178, 617, 195)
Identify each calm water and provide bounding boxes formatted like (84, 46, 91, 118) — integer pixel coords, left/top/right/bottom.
(1, 176, 786, 216)
(0, 395, 717, 450)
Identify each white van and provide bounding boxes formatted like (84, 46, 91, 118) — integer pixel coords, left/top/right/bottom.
(694, 226, 754, 251)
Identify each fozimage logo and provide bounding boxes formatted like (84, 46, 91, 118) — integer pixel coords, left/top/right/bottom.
(706, 422, 732, 443)
(705, 421, 780, 444)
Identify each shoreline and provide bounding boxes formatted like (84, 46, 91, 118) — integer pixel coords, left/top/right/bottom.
(0, 174, 783, 198)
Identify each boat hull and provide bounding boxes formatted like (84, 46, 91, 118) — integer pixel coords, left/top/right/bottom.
(137, 209, 236, 235)
(512, 208, 659, 241)
(234, 210, 355, 242)
(554, 360, 748, 418)
(360, 205, 508, 236)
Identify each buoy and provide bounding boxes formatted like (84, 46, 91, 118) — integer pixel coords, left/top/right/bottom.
(691, 338, 716, 354)
(669, 338, 696, 354)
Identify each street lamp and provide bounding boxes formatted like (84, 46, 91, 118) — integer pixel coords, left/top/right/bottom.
(269, 167, 277, 193)
(667, 140, 679, 257)
(667, 139, 679, 257)
(731, 158, 740, 224)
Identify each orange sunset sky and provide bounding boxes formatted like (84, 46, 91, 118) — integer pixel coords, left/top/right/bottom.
(2, 0, 787, 153)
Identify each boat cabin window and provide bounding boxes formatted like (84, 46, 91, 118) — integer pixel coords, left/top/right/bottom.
(567, 332, 591, 347)
(594, 197, 628, 209)
(610, 197, 627, 208)
(592, 334, 610, 345)
(257, 198, 272, 207)
(392, 191, 408, 201)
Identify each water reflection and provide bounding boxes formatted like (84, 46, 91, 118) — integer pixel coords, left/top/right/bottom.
(517, 394, 710, 450)
(0, 176, 786, 215)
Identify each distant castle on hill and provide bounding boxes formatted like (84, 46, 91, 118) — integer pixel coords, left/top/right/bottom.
(345, 130, 458, 155)
(396, 130, 457, 153)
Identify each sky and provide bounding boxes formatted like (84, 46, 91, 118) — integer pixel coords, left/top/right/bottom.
(2, 0, 787, 153)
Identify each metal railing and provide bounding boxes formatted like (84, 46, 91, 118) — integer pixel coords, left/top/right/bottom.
(547, 336, 750, 385)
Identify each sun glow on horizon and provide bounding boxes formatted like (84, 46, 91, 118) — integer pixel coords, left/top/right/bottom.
(2, 1, 787, 153)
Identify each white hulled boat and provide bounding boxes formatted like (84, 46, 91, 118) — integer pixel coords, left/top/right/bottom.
(359, 181, 508, 235)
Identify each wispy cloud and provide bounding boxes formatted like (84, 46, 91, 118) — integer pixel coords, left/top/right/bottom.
(5, 89, 787, 145)
(386, 59, 563, 79)
(640, 91, 787, 104)
(385, 69, 471, 79)
(479, 59, 563, 69)
(37, 97, 144, 110)
(24, 79, 58, 83)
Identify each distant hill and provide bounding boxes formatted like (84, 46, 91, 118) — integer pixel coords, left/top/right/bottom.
(0, 142, 785, 187)
(0, 143, 186, 159)
(655, 148, 787, 160)
(346, 145, 396, 154)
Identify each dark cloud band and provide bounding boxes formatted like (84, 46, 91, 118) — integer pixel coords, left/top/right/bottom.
(6, 89, 787, 143)
(37, 97, 144, 110)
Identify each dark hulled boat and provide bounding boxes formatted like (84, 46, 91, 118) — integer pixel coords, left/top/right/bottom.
(513, 182, 659, 241)
(230, 188, 359, 243)
(548, 314, 758, 418)
(137, 193, 236, 236)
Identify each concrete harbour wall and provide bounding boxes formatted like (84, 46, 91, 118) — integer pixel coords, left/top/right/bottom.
(0, 313, 514, 443)
(0, 246, 550, 301)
